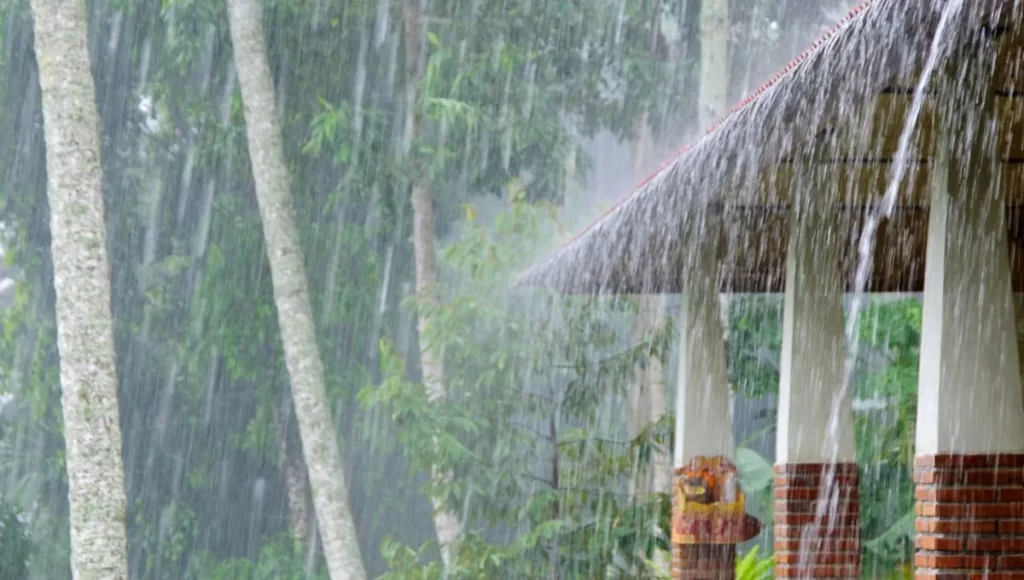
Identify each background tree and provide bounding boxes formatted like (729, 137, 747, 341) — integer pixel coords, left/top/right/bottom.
(226, 0, 367, 576)
(399, 0, 462, 564)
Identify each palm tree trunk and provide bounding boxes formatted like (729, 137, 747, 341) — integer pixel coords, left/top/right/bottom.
(226, 0, 367, 577)
(29, 0, 130, 577)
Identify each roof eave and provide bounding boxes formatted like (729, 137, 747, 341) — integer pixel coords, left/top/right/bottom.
(515, 0, 953, 295)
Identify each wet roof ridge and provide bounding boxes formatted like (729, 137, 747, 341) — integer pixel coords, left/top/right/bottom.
(516, 0, 876, 286)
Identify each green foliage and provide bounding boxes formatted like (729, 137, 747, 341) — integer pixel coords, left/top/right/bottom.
(864, 509, 915, 567)
(735, 546, 774, 580)
(727, 296, 783, 399)
(854, 299, 921, 576)
(188, 534, 326, 580)
(0, 499, 31, 579)
(734, 446, 774, 534)
(363, 200, 672, 578)
(735, 447, 773, 494)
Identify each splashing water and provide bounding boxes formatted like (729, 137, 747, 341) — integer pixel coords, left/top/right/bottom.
(838, 0, 965, 447)
(846, 0, 965, 344)
(800, 0, 967, 574)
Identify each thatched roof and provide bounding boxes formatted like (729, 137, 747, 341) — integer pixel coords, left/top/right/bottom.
(518, 0, 1024, 294)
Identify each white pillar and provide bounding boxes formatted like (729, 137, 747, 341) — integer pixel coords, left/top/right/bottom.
(674, 212, 734, 465)
(776, 197, 855, 464)
(915, 118, 1024, 455)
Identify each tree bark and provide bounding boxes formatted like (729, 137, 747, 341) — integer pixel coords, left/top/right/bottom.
(402, 0, 462, 567)
(29, 0, 131, 577)
(273, 404, 311, 548)
(226, 0, 367, 577)
(698, 0, 730, 130)
(272, 402, 323, 574)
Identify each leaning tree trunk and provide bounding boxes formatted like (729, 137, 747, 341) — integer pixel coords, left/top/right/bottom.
(227, 0, 367, 578)
(402, 0, 462, 567)
(29, 1, 131, 578)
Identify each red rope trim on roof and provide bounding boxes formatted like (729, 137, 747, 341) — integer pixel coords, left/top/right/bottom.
(536, 0, 876, 270)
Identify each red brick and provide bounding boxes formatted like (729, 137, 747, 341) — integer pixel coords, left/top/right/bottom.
(775, 485, 860, 500)
(967, 502, 1024, 518)
(916, 468, 1024, 486)
(775, 464, 860, 576)
(775, 499, 859, 514)
(916, 518, 998, 534)
(916, 454, 1024, 469)
(915, 487, 1000, 503)
(915, 552, 994, 569)
(1001, 488, 1024, 502)
(774, 563, 859, 578)
(775, 473, 859, 488)
(775, 463, 859, 476)
(965, 537, 1024, 552)
(775, 523, 858, 539)
(775, 551, 860, 565)
(917, 502, 966, 517)
(915, 455, 1024, 578)
(993, 470, 1024, 485)
(777, 511, 859, 526)
(775, 537, 860, 552)
(775, 486, 823, 500)
(917, 535, 964, 551)
(999, 555, 1024, 569)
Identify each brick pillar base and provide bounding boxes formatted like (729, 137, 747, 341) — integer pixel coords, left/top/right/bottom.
(774, 463, 861, 578)
(915, 454, 1024, 577)
(671, 544, 735, 579)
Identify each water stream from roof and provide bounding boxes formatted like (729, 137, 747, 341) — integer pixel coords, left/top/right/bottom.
(800, 0, 966, 572)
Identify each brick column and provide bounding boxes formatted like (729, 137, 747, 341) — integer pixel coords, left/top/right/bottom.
(774, 463, 860, 578)
(671, 544, 735, 580)
(914, 454, 1024, 577)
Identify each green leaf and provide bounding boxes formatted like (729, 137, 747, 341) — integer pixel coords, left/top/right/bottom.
(736, 446, 774, 493)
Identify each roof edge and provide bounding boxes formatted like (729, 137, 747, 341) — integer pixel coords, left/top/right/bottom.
(515, 0, 877, 288)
